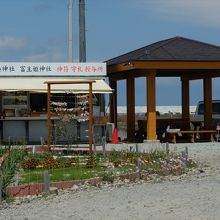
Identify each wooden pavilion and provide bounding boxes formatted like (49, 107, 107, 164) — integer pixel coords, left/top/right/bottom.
(107, 36, 220, 142)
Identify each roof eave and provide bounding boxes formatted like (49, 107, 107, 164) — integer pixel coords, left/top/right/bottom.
(107, 60, 220, 74)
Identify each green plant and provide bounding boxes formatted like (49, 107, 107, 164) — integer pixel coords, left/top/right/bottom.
(56, 157, 80, 168)
(125, 152, 139, 164)
(0, 148, 7, 157)
(140, 151, 167, 163)
(185, 159, 197, 169)
(109, 151, 124, 167)
(41, 157, 60, 169)
(69, 157, 80, 164)
(21, 158, 39, 170)
(27, 153, 52, 162)
(19, 166, 100, 184)
(86, 153, 98, 168)
(55, 118, 77, 146)
(5, 194, 15, 203)
(1, 148, 26, 192)
(101, 170, 114, 183)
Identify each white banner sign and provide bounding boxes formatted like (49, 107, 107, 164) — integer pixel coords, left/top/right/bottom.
(0, 62, 106, 76)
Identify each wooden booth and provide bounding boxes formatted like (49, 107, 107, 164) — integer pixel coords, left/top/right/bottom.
(0, 62, 112, 145)
(107, 36, 220, 142)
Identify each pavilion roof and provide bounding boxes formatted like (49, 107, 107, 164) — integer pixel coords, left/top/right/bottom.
(107, 36, 220, 66)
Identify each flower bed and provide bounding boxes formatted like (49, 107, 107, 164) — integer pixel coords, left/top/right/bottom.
(11, 150, 196, 185)
(2, 149, 197, 198)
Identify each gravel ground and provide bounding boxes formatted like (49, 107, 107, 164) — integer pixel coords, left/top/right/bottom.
(1, 142, 220, 220)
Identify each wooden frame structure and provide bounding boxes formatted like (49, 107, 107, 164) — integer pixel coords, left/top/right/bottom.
(107, 36, 220, 142)
(44, 80, 95, 152)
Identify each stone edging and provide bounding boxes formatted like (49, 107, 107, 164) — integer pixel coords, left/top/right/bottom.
(6, 172, 140, 197)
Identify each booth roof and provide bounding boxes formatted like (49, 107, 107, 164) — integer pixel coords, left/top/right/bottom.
(0, 77, 112, 93)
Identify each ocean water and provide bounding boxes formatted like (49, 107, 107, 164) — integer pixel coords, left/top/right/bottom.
(114, 106, 197, 114)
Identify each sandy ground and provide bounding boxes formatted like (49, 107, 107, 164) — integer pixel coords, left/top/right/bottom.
(1, 143, 220, 220)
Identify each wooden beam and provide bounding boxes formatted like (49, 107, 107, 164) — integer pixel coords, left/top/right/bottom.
(126, 77, 135, 142)
(147, 72, 157, 140)
(181, 77, 190, 120)
(107, 69, 154, 80)
(203, 77, 212, 130)
(108, 61, 220, 74)
(108, 66, 220, 80)
(109, 80, 117, 128)
(186, 71, 220, 80)
(107, 63, 136, 73)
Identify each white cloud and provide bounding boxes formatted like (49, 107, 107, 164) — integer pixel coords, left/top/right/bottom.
(128, 0, 220, 28)
(24, 48, 64, 62)
(0, 36, 26, 49)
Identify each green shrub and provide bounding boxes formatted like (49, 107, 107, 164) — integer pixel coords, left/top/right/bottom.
(27, 153, 52, 162)
(57, 158, 75, 168)
(41, 157, 60, 169)
(109, 151, 124, 167)
(21, 158, 39, 170)
(125, 152, 139, 164)
(86, 153, 98, 168)
(0, 148, 7, 157)
(69, 157, 80, 165)
(186, 159, 197, 169)
(102, 170, 114, 183)
(140, 151, 167, 163)
(1, 148, 26, 190)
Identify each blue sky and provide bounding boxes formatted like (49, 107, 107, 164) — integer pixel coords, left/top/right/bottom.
(0, 0, 220, 106)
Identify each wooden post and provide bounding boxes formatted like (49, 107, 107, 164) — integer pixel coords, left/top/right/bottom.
(146, 72, 157, 140)
(47, 83, 51, 149)
(203, 77, 212, 129)
(89, 83, 93, 153)
(43, 170, 50, 193)
(181, 77, 190, 120)
(109, 80, 117, 128)
(126, 77, 135, 142)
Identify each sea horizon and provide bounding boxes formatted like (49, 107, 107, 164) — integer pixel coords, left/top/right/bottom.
(110, 105, 197, 114)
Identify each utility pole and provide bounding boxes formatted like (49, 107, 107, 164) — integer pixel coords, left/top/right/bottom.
(79, 0, 86, 62)
(68, 0, 73, 62)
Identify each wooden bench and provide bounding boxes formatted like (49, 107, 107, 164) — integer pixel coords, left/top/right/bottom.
(137, 118, 191, 142)
(167, 130, 216, 144)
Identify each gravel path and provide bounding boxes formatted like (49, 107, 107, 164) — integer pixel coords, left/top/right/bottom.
(1, 143, 220, 220)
